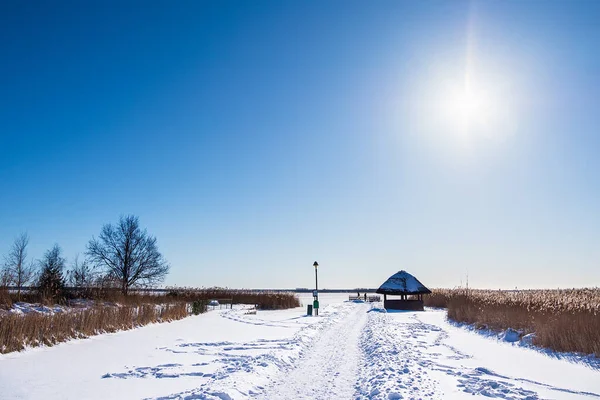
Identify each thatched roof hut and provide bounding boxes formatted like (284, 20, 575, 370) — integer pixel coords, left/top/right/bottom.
(376, 270, 431, 310)
(376, 270, 431, 295)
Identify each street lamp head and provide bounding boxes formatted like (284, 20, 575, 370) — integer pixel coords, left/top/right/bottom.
(313, 261, 319, 268)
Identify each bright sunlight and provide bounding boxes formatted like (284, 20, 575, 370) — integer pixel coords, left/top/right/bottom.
(441, 76, 499, 140)
(405, 56, 517, 157)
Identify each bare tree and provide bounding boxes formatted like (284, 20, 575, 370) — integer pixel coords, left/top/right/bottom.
(4, 233, 36, 300)
(86, 215, 169, 295)
(67, 254, 97, 288)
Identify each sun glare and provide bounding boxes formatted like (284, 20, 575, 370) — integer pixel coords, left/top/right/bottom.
(398, 6, 520, 158)
(442, 80, 496, 139)
(455, 88, 482, 123)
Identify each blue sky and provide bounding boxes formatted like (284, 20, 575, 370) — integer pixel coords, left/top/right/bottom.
(1, 1, 599, 289)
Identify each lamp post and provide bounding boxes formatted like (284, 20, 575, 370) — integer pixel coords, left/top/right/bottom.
(313, 261, 319, 316)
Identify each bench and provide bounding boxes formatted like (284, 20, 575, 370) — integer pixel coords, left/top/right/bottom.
(349, 295, 381, 302)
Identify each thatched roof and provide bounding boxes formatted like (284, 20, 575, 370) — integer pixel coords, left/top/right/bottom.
(376, 270, 431, 295)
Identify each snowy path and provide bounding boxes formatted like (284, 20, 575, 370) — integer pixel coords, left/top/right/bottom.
(2, 294, 600, 399)
(258, 302, 369, 399)
(356, 308, 600, 400)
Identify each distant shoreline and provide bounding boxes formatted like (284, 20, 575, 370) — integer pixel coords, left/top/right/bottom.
(5, 286, 378, 294)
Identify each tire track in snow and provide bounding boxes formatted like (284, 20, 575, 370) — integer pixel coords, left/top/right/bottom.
(257, 302, 370, 400)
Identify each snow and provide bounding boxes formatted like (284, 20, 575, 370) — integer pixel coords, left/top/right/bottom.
(1, 294, 599, 399)
(4, 302, 73, 315)
(258, 300, 369, 399)
(500, 327, 522, 343)
(2, 300, 119, 316)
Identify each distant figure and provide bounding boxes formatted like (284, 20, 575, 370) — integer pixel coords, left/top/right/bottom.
(357, 291, 360, 298)
(364, 293, 367, 301)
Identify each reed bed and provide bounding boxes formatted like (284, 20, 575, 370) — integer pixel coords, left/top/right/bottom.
(0, 287, 11, 309)
(165, 288, 301, 310)
(424, 288, 600, 356)
(1, 288, 300, 310)
(0, 302, 189, 354)
(0, 287, 299, 353)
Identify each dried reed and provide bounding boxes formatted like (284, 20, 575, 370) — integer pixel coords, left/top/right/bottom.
(424, 288, 600, 356)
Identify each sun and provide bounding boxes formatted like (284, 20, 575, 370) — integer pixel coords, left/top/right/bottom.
(455, 87, 483, 123)
(400, 8, 519, 155)
(441, 78, 497, 140)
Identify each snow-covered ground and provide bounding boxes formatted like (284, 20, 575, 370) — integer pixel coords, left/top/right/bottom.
(2, 299, 113, 316)
(4, 302, 69, 315)
(1, 294, 599, 399)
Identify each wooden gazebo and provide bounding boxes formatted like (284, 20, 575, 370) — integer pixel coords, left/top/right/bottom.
(376, 270, 431, 311)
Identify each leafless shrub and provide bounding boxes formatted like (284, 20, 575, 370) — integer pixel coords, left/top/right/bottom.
(0, 285, 11, 310)
(66, 255, 98, 298)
